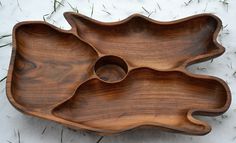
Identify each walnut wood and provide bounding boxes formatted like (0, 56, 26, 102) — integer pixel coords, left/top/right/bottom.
(6, 12, 231, 135)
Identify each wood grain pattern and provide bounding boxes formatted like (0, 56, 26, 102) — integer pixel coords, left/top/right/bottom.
(6, 13, 231, 135)
(53, 68, 227, 134)
(12, 23, 98, 109)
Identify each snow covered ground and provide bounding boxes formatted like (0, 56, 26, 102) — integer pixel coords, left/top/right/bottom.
(0, 0, 236, 142)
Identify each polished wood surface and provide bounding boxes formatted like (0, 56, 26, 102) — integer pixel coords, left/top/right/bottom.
(7, 13, 231, 135)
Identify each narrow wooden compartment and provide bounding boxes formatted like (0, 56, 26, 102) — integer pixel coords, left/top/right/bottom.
(53, 68, 228, 134)
(6, 13, 231, 135)
(65, 12, 222, 69)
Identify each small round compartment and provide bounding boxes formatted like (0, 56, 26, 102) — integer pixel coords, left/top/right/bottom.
(94, 55, 128, 83)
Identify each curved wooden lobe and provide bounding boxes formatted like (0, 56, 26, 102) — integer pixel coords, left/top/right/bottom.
(12, 23, 98, 109)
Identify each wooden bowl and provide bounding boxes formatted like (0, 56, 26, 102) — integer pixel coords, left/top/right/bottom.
(6, 13, 231, 135)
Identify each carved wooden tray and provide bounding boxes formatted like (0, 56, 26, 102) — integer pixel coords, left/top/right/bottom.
(7, 13, 231, 135)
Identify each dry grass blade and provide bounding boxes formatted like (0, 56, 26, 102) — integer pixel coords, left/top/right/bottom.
(53, 0, 64, 12)
(41, 127, 47, 135)
(219, 0, 229, 11)
(210, 58, 214, 63)
(56, 1, 64, 8)
(148, 11, 154, 17)
(0, 76, 7, 82)
(0, 43, 12, 48)
(102, 9, 111, 15)
(156, 1, 161, 10)
(233, 71, 236, 78)
(184, 0, 193, 6)
(91, 3, 94, 17)
(203, 2, 208, 12)
(17, 0, 22, 11)
(225, 60, 232, 69)
(0, 34, 11, 39)
(43, 14, 50, 21)
(142, 6, 150, 15)
(60, 128, 63, 143)
(17, 130, 20, 143)
(68, 2, 79, 13)
(223, 24, 228, 29)
(47, 0, 65, 19)
(53, 0, 57, 12)
(101, 4, 111, 15)
(233, 136, 236, 141)
(221, 114, 228, 119)
(96, 136, 103, 143)
(67, 127, 77, 132)
(102, 4, 106, 9)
